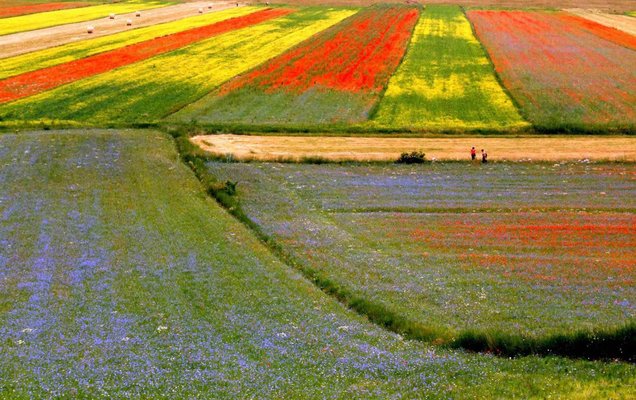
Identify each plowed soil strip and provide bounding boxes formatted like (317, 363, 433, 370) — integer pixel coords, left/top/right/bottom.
(191, 134, 636, 162)
(0, 2, 90, 18)
(565, 9, 636, 37)
(0, 2, 237, 59)
(558, 12, 636, 49)
(0, 8, 292, 104)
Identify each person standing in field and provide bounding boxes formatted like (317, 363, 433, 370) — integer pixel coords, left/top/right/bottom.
(481, 149, 488, 163)
(471, 147, 476, 160)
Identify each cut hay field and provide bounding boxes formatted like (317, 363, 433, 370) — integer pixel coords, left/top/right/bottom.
(207, 161, 635, 350)
(4, 130, 635, 397)
(192, 134, 636, 162)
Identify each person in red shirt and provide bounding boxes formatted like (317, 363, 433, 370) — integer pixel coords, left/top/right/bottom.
(470, 147, 476, 160)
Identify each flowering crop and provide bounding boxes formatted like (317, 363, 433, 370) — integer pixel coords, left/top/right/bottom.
(173, 5, 417, 126)
(0, 8, 291, 104)
(0, 6, 258, 80)
(0, 1, 168, 36)
(2, 131, 630, 397)
(467, 10, 636, 131)
(371, 5, 527, 131)
(0, 8, 354, 125)
(0, 2, 90, 18)
(557, 13, 636, 50)
(207, 161, 636, 339)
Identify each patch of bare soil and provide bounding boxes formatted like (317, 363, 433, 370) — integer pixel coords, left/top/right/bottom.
(565, 9, 636, 36)
(252, 1, 636, 13)
(192, 134, 636, 162)
(0, 1, 240, 59)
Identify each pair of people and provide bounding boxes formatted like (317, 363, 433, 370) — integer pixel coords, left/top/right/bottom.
(470, 147, 488, 163)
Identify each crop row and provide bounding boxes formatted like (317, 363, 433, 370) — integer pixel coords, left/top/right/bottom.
(0, 2, 90, 18)
(0, 8, 356, 125)
(174, 5, 419, 126)
(0, 8, 292, 104)
(0, 0, 168, 36)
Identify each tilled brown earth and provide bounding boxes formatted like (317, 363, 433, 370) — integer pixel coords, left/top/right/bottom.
(258, 0, 636, 13)
(0, 1, 239, 59)
(566, 8, 636, 36)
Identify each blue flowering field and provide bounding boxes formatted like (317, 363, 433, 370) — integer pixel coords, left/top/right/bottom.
(207, 162, 636, 343)
(1, 130, 634, 397)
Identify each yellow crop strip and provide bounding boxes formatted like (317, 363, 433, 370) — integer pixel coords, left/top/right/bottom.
(0, 8, 357, 125)
(0, 6, 259, 80)
(371, 5, 528, 130)
(0, 1, 169, 36)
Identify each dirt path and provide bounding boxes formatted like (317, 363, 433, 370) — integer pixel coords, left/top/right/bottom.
(565, 9, 636, 36)
(0, 1, 240, 59)
(192, 134, 636, 162)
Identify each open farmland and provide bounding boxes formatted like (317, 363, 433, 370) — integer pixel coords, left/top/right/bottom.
(0, 2, 91, 18)
(173, 5, 419, 126)
(207, 161, 636, 345)
(370, 5, 526, 131)
(467, 10, 636, 132)
(3, 130, 635, 397)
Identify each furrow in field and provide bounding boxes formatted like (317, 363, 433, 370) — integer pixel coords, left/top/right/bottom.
(0, 2, 90, 18)
(565, 8, 636, 37)
(467, 10, 636, 130)
(370, 5, 527, 131)
(0, 1, 241, 59)
(0, 8, 355, 125)
(0, 8, 290, 104)
(171, 5, 418, 126)
(0, 1, 168, 36)
(0, 6, 257, 79)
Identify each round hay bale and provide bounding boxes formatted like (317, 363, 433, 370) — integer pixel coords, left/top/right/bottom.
(87, 25, 94, 34)
(126, 19, 132, 26)
(109, 13, 115, 19)
(135, 11, 141, 17)
(198, 7, 203, 13)
(208, 5, 212, 9)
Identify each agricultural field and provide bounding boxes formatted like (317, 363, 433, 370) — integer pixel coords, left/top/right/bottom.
(0, 2, 91, 18)
(173, 5, 419, 126)
(3, 130, 635, 397)
(467, 10, 636, 132)
(207, 161, 636, 342)
(370, 5, 526, 130)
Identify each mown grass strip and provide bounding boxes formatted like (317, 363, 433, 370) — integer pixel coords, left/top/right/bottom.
(0, 8, 355, 126)
(0, 1, 169, 36)
(0, 8, 290, 104)
(370, 5, 527, 131)
(0, 6, 258, 80)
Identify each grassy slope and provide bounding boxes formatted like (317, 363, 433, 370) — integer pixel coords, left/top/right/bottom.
(0, 1, 169, 36)
(0, 6, 259, 80)
(0, 8, 354, 126)
(370, 5, 527, 131)
(2, 130, 634, 397)
(171, 5, 415, 127)
(206, 162, 635, 343)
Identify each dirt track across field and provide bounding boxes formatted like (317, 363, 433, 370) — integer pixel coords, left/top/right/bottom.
(192, 134, 636, 162)
(256, 1, 636, 13)
(565, 9, 636, 36)
(0, 1, 239, 59)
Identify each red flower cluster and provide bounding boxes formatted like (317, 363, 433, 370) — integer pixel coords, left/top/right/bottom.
(0, 2, 90, 18)
(0, 8, 293, 104)
(221, 6, 419, 94)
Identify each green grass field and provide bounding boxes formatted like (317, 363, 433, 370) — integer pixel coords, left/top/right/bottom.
(2, 130, 634, 397)
(206, 161, 635, 348)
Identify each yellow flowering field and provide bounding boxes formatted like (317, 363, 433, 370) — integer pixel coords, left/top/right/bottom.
(370, 5, 528, 131)
(0, 8, 356, 125)
(0, 1, 169, 36)
(0, 6, 259, 80)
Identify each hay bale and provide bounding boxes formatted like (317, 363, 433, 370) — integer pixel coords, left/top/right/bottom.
(87, 25, 94, 34)
(109, 13, 115, 19)
(208, 5, 212, 9)
(126, 19, 132, 26)
(198, 7, 203, 13)
(135, 11, 141, 17)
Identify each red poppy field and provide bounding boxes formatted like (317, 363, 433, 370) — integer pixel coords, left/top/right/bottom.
(0, 2, 90, 18)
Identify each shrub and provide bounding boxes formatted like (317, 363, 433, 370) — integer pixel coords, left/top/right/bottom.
(396, 150, 426, 164)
